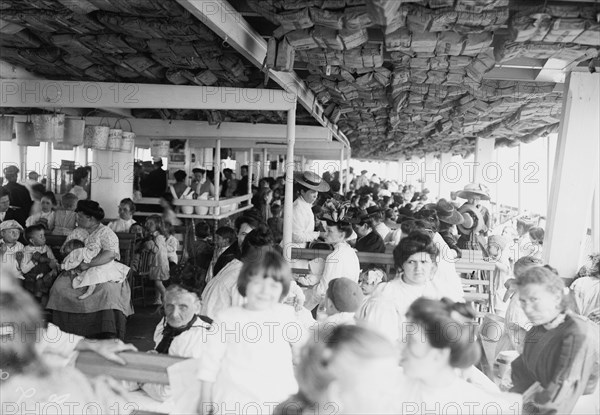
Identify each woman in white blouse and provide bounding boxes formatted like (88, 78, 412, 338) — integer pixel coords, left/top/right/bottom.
(357, 231, 463, 346)
(291, 171, 330, 249)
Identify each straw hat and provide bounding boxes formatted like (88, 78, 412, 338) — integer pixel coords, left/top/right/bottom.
(456, 183, 490, 201)
(458, 203, 484, 234)
(293, 171, 330, 192)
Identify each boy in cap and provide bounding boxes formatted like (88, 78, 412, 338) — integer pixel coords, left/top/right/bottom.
(322, 278, 364, 326)
(0, 220, 25, 280)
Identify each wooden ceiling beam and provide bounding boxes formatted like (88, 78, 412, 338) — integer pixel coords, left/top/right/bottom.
(0, 79, 297, 111)
(176, 0, 350, 149)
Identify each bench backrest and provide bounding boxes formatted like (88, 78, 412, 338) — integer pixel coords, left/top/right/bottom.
(75, 351, 185, 385)
(45, 233, 137, 267)
(291, 248, 495, 273)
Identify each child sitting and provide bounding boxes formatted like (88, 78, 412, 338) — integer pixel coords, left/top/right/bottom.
(26, 191, 56, 231)
(52, 193, 78, 236)
(21, 225, 59, 305)
(0, 220, 25, 280)
(358, 268, 386, 298)
(488, 234, 511, 316)
(61, 238, 130, 300)
(321, 278, 364, 326)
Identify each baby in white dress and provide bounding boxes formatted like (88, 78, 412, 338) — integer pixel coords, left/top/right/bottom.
(61, 239, 129, 300)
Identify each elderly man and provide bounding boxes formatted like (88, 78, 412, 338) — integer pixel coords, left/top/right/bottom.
(2, 165, 32, 226)
(134, 284, 212, 403)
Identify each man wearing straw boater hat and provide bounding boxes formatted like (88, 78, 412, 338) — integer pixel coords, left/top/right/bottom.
(455, 183, 491, 251)
(292, 171, 330, 249)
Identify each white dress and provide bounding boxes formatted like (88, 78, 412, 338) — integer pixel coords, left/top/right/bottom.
(357, 276, 459, 346)
(396, 373, 521, 414)
(26, 210, 55, 230)
(200, 259, 244, 320)
(571, 277, 600, 320)
(64, 244, 129, 289)
(197, 304, 302, 413)
(108, 218, 136, 233)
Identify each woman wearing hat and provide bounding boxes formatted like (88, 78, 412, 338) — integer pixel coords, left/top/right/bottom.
(456, 183, 491, 251)
(291, 171, 330, 249)
(429, 199, 467, 259)
(47, 200, 133, 340)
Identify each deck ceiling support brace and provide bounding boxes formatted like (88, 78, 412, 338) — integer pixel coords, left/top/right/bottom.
(544, 72, 600, 279)
(175, 0, 350, 149)
(283, 105, 297, 259)
(0, 60, 132, 119)
(0, 79, 296, 112)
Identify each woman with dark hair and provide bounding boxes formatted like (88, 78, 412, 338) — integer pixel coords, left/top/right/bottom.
(357, 231, 464, 345)
(47, 200, 134, 339)
(354, 213, 386, 253)
(252, 187, 273, 223)
(69, 166, 89, 201)
(398, 297, 519, 413)
(298, 215, 360, 311)
(511, 266, 599, 414)
(170, 170, 191, 199)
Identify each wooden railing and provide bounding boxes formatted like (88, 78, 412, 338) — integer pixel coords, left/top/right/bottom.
(134, 194, 253, 220)
(75, 351, 185, 415)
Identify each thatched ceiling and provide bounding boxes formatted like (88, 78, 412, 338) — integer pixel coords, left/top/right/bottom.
(1, 0, 599, 159)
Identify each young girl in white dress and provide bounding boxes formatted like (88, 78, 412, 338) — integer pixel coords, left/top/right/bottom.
(197, 250, 305, 414)
(61, 238, 129, 300)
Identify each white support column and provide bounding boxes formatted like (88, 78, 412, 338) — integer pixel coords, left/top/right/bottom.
(438, 152, 453, 200)
(544, 72, 600, 278)
(214, 139, 221, 214)
(593, 183, 600, 252)
(474, 137, 495, 185)
(248, 148, 253, 196)
(422, 154, 437, 194)
(518, 144, 523, 214)
(283, 105, 297, 260)
(301, 156, 306, 172)
(339, 147, 344, 195)
(263, 148, 268, 179)
(345, 149, 351, 193)
(44, 142, 52, 192)
(91, 149, 134, 219)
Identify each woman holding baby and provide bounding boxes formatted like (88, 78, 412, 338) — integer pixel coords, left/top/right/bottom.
(47, 200, 134, 340)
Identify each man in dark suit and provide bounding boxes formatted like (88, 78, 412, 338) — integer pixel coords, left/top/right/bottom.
(2, 166, 31, 227)
(141, 158, 167, 197)
(234, 165, 249, 196)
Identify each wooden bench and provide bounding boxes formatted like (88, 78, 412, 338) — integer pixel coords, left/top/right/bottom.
(291, 247, 496, 311)
(45, 233, 137, 267)
(75, 351, 185, 415)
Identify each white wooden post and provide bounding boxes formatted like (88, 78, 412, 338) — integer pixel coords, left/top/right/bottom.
(518, 144, 523, 214)
(263, 148, 268, 179)
(339, 147, 344, 195)
(214, 139, 221, 215)
(283, 105, 297, 260)
(248, 147, 253, 196)
(345, 149, 351, 193)
(438, 152, 452, 200)
(544, 72, 600, 278)
(45, 142, 52, 192)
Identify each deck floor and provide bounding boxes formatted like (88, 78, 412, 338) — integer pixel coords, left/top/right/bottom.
(125, 305, 163, 352)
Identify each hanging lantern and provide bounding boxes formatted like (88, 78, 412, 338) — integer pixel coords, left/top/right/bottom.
(0, 115, 15, 141)
(32, 113, 65, 142)
(151, 139, 170, 157)
(16, 117, 38, 147)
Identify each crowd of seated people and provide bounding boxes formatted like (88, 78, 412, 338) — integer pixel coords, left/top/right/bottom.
(1, 166, 598, 415)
